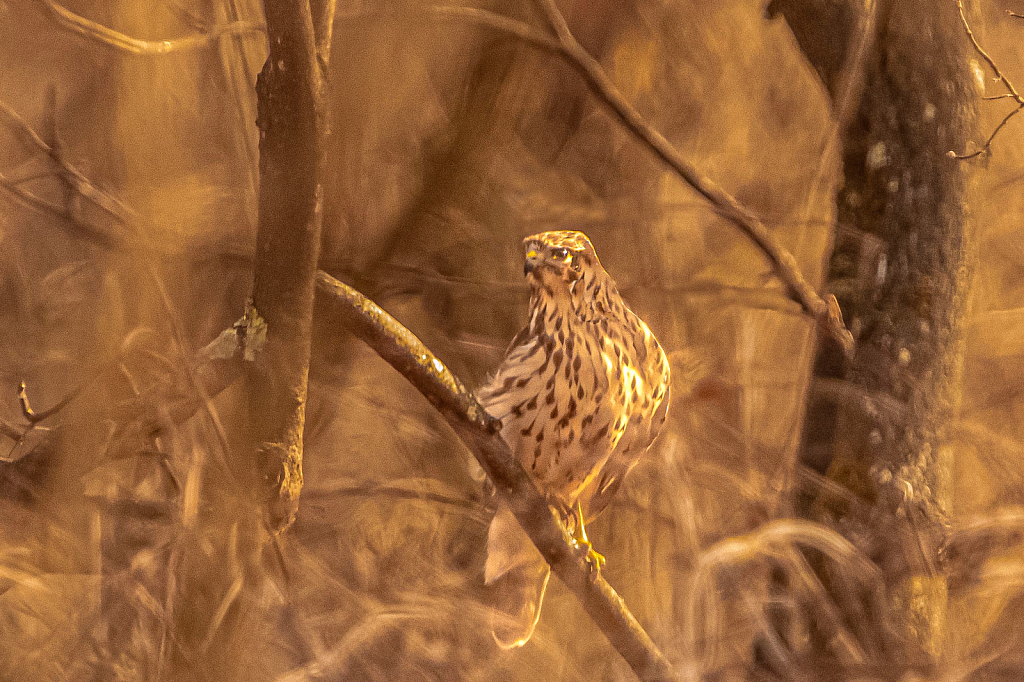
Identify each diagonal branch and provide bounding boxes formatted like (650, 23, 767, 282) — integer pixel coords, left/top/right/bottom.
(409, 3, 853, 355)
(957, 0, 1022, 103)
(313, 271, 676, 682)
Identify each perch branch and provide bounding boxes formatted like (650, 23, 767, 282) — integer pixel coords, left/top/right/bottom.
(411, 2, 853, 355)
(951, 0, 1024, 159)
(313, 271, 676, 682)
(38, 0, 265, 54)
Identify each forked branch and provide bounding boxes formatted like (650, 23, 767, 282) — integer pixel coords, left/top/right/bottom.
(951, 0, 1024, 159)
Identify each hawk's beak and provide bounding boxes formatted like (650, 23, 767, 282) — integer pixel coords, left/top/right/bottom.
(524, 250, 538, 277)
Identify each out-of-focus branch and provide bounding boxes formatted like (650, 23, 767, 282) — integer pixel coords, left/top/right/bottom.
(0, 98, 136, 225)
(307, 477, 488, 523)
(764, 0, 867, 102)
(312, 0, 339, 72)
(810, 377, 908, 424)
(0, 324, 245, 473)
(313, 271, 676, 682)
(411, 3, 854, 356)
(951, 0, 1024, 159)
(245, 0, 331, 531)
(38, 0, 265, 54)
(942, 507, 1024, 593)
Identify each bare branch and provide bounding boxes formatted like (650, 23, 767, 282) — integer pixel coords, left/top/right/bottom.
(16, 379, 80, 424)
(958, 0, 1022, 102)
(307, 477, 488, 523)
(0, 97, 136, 224)
(313, 271, 677, 682)
(950, 103, 1024, 160)
(811, 377, 908, 425)
(38, 0, 265, 54)
(0, 418, 21, 441)
(950, 0, 1024, 159)
(0, 323, 246, 472)
(412, 2, 853, 355)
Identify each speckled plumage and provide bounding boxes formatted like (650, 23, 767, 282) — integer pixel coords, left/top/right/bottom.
(478, 230, 670, 648)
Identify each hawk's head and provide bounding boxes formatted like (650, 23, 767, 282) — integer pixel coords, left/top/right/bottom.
(522, 231, 602, 293)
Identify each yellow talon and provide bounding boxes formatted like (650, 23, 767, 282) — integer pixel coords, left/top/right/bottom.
(582, 543, 606, 572)
(572, 501, 606, 574)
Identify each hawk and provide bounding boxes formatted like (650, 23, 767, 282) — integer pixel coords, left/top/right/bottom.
(477, 230, 671, 648)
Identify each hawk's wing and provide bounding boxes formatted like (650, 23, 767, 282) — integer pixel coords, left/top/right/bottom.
(584, 372, 670, 520)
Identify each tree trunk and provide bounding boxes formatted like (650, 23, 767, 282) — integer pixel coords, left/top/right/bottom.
(244, 0, 330, 530)
(776, 0, 978, 672)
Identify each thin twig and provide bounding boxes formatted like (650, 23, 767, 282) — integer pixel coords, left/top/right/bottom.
(38, 0, 265, 54)
(16, 379, 80, 424)
(314, 271, 677, 682)
(412, 3, 853, 355)
(951, 0, 1024, 158)
(951, 103, 1024, 159)
(0, 94, 139, 249)
(810, 377, 908, 425)
(0, 418, 21, 441)
(959, 0, 1022, 102)
(306, 477, 488, 523)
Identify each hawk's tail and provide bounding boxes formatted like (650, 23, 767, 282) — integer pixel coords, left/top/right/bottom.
(484, 504, 551, 649)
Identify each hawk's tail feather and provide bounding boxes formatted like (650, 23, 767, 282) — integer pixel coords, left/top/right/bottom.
(488, 561, 551, 649)
(485, 504, 551, 648)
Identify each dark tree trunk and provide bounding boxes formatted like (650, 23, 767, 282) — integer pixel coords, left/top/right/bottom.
(775, 0, 978, 672)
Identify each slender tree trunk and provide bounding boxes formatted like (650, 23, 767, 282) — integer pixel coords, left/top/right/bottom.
(244, 0, 331, 530)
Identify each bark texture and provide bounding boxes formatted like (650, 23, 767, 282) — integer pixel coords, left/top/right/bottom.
(779, 0, 978, 670)
(245, 0, 329, 530)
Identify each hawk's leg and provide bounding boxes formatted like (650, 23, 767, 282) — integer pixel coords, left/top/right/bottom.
(572, 500, 605, 576)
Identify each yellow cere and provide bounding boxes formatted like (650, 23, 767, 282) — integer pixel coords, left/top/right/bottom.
(526, 250, 537, 259)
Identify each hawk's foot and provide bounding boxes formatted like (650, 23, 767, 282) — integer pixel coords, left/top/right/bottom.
(571, 500, 605, 579)
(576, 538, 606, 578)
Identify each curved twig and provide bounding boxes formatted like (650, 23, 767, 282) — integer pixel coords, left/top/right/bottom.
(958, 0, 1022, 103)
(38, 0, 265, 54)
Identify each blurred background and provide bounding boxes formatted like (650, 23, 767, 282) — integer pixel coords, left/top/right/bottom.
(0, 0, 1022, 680)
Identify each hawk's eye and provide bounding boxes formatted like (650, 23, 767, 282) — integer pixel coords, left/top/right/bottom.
(551, 248, 570, 261)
